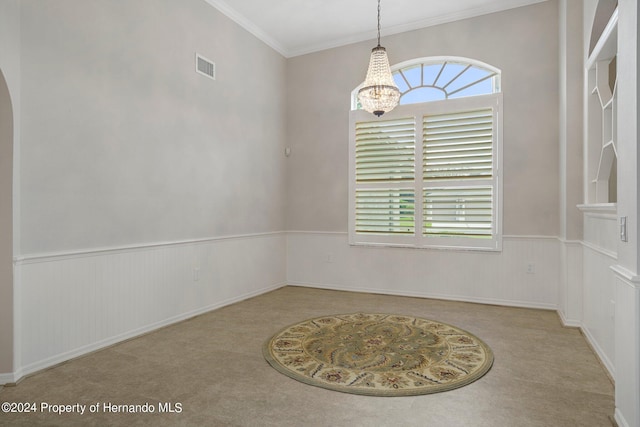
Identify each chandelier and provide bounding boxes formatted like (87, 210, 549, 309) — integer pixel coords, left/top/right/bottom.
(357, 0, 400, 117)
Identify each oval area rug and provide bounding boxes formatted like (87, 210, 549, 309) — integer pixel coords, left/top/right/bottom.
(263, 313, 493, 396)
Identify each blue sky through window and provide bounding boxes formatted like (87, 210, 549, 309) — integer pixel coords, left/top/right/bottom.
(447, 67, 492, 93)
(389, 59, 498, 104)
(435, 63, 467, 88)
(401, 65, 422, 88)
(449, 78, 493, 99)
(422, 64, 442, 86)
(400, 87, 446, 105)
(393, 73, 410, 92)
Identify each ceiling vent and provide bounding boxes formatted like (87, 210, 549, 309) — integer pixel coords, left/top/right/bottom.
(196, 53, 215, 80)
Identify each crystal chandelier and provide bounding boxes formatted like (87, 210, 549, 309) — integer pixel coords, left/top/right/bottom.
(357, 0, 400, 117)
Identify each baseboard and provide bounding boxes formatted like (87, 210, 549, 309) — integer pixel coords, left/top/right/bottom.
(580, 324, 615, 380)
(289, 281, 557, 311)
(558, 311, 616, 384)
(614, 408, 628, 427)
(0, 371, 20, 386)
(557, 308, 581, 328)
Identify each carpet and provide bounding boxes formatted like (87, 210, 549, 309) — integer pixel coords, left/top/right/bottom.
(263, 313, 493, 396)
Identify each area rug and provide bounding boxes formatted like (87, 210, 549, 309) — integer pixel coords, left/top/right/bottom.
(263, 313, 493, 396)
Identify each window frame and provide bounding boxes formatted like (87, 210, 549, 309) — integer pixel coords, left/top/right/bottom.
(349, 92, 503, 252)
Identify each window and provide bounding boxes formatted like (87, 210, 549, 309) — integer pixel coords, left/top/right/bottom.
(350, 57, 502, 251)
(352, 56, 501, 109)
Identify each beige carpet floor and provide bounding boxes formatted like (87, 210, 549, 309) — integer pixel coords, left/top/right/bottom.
(0, 286, 615, 426)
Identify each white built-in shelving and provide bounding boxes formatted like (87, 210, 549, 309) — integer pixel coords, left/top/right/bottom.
(586, 8, 618, 205)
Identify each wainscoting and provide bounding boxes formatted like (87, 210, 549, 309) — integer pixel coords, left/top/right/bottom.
(572, 206, 618, 378)
(612, 266, 640, 427)
(558, 240, 583, 327)
(581, 241, 616, 376)
(286, 232, 560, 310)
(10, 232, 286, 383)
(4, 228, 624, 392)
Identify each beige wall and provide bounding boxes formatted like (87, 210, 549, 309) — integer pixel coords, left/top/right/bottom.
(0, 71, 13, 377)
(559, 0, 584, 241)
(0, 0, 19, 379)
(5, 0, 289, 383)
(286, 1, 560, 236)
(19, 0, 287, 254)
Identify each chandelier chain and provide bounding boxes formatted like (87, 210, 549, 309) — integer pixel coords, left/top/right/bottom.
(377, 0, 381, 47)
(357, 0, 400, 117)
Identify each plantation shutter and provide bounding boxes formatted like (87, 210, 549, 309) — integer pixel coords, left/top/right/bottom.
(423, 108, 494, 238)
(354, 118, 416, 236)
(423, 187, 493, 237)
(349, 93, 501, 250)
(355, 118, 415, 182)
(423, 109, 493, 180)
(355, 189, 415, 234)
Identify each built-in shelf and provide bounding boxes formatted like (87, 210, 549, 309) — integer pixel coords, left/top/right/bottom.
(577, 203, 617, 214)
(586, 9, 618, 69)
(585, 8, 618, 205)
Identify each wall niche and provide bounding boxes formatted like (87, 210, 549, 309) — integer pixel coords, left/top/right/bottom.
(585, 5, 618, 205)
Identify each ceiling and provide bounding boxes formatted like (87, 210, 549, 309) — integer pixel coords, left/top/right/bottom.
(204, 0, 547, 58)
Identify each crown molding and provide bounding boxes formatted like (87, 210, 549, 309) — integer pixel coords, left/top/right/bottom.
(204, 0, 547, 58)
(202, 0, 288, 57)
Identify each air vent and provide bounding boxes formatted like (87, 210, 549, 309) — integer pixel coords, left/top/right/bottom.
(196, 53, 215, 80)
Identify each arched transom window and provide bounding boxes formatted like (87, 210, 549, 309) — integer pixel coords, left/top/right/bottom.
(352, 56, 501, 109)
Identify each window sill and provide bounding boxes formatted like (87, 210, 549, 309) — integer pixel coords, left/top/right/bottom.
(349, 239, 502, 253)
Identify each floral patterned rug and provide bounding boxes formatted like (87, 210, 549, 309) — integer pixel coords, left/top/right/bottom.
(263, 313, 493, 396)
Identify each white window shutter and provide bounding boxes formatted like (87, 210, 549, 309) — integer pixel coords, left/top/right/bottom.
(355, 118, 415, 182)
(422, 108, 494, 239)
(355, 189, 415, 235)
(423, 109, 493, 181)
(423, 186, 493, 237)
(349, 93, 501, 250)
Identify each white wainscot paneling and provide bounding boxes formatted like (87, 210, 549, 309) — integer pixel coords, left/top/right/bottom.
(581, 244, 616, 376)
(579, 208, 617, 378)
(582, 208, 618, 255)
(14, 233, 286, 379)
(558, 240, 583, 327)
(286, 232, 559, 310)
(612, 268, 640, 427)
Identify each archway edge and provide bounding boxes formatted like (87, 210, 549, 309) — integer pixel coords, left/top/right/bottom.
(0, 66, 15, 380)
